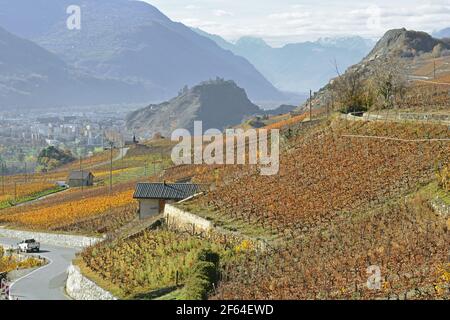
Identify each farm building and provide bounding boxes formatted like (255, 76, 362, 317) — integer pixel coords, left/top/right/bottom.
(67, 171, 94, 187)
(133, 182, 200, 219)
(124, 135, 139, 146)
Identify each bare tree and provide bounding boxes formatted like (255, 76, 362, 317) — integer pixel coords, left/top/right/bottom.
(369, 58, 407, 109)
(331, 68, 368, 114)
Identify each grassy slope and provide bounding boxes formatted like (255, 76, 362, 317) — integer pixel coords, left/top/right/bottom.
(0, 186, 66, 210)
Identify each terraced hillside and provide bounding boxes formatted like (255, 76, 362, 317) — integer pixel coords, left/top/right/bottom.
(0, 142, 173, 235)
(176, 116, 449, 299)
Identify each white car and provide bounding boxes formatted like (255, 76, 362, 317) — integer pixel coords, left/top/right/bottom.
(18, 239, 40, 253)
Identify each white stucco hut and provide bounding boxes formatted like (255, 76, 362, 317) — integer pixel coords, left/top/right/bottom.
(133, 182, 200, 219)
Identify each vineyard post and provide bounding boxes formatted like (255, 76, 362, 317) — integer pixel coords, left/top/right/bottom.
(326, 102, 330, 119)
(365, 107, 371, 122)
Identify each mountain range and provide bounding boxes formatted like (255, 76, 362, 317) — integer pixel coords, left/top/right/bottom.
(0, 0, 284, 108)
(433, 27, 450, 39)
(193, 28, 375, 93)
(0, 25, 147, 108)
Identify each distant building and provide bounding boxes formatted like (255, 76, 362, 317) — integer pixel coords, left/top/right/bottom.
(133, 182, 200, 219)
(124, 135, 139, 146)
(67, 171, 94, 187)
(87, 134, 104, 147)
(45, 139, 60, 147)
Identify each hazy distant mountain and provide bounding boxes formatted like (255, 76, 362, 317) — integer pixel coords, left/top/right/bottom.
(126, 79, 261, 138)
(433, 27, 450, 39)
(0, 25, 147, 108)
(263, 104, 297, 116)
(0, 0, 284, 103)
(193, 28, 375, 92)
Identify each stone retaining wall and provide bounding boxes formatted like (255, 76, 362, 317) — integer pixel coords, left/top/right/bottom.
(164, 204, 269, 251)
(0, 228, 102, 249)
(66, 264, 117, 300)
(164, 204, 213, 234)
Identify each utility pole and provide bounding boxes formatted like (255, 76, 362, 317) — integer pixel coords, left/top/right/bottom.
(309, 89, 312, 121)
(121, 135, 124, 169)
(14, 182, 17, 203)
(1, 162, 5, 195)
(80, 154, 83, 192)
(109, 142, 113, 196)
(433, 61, 436, 79)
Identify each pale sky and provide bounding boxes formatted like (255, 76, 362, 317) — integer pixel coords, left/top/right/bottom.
(144, 0, 450, 46)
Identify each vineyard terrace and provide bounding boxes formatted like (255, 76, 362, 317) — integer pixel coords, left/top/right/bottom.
(171, 121, 280, 176)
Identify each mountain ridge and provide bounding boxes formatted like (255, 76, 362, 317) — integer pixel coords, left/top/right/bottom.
(0, 25, 148, 108)
(0, 0, 284, 103)
(193, 28, 375, 92)
(433, 27, 450, 39)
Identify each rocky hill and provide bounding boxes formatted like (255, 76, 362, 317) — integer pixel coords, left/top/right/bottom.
(126, 79, 261, 138)
(364, 28, 450, 61)
(299, 28, 450, 112)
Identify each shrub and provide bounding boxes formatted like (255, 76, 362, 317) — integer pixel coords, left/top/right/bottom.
(331, 70, 370, 114)
(181, 249, 220, 300)
(436, 164, 449, 192)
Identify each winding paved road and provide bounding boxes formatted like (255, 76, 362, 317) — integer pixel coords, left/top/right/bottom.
(0, 237, 79, 300)
(0, 149, 128, 300)
(87, 147, 129, 170)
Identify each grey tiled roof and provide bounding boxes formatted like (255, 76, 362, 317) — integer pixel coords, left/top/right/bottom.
(68, 171, 93, 180)
(133, 183, 200, 200)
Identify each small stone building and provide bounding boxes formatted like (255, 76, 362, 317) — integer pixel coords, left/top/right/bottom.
(67, 171, 94, 187)
(133, 182, 200, 219)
